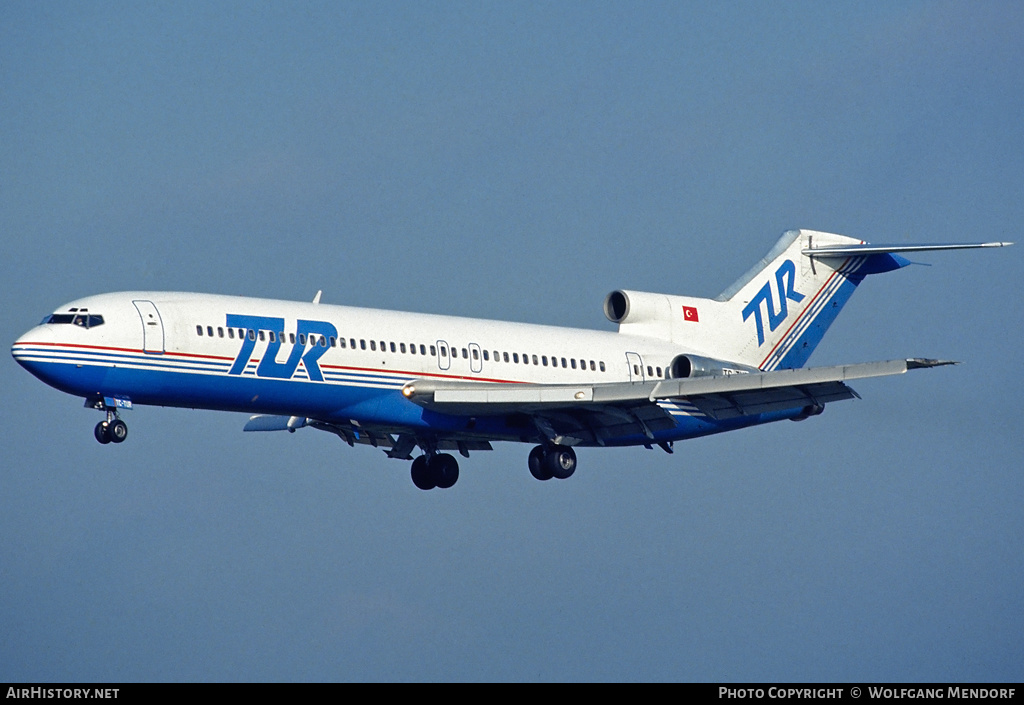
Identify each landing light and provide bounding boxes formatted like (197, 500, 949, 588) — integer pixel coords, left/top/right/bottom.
(402, 385, 415, 398)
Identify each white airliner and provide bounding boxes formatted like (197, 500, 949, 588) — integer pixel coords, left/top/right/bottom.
(13, 229, 1011, 490)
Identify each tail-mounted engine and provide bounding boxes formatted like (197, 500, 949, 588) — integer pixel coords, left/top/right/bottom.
(667, 353, 759, 379)
(603, 290, 666, 326)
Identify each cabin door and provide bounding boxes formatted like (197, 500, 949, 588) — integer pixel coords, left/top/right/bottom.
(468, 343, 483, 373)
(625, 352, 645, 382)
(133, 300, 165, 354)
(436, 340, 450, 370)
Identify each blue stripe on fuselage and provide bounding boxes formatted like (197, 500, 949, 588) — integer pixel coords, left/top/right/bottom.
(16, 354, 809, 446)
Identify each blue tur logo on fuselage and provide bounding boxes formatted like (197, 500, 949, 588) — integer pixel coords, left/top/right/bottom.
(742, 260, 805, 347)
(226, 314, 338, 381)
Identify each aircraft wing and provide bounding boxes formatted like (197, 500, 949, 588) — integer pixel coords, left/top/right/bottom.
(247, 358, 954, 452)
(402, 358, 955, 438)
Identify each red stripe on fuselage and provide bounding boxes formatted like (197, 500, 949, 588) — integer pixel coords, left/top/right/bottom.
(15, 341, 536, 386)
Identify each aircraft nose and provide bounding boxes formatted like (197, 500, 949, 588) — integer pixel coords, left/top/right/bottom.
(12, 324, 54, 371)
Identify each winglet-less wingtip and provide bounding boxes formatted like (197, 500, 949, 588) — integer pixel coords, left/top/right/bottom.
(906, 358, 959, 370)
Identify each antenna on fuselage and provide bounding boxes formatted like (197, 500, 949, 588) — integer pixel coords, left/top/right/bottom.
(312, 290, 322, 305)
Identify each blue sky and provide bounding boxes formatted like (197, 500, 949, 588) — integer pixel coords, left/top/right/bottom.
(2, 1, 1022, 682)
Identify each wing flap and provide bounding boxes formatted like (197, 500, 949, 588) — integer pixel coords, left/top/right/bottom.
(686, 381, 856, 420)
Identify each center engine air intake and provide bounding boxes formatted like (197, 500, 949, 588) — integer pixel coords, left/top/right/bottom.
(603, 290, 668, 325)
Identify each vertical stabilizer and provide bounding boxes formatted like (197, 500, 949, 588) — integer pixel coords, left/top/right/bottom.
(607, 229, 931, 371)
(713, 229, 896, 370)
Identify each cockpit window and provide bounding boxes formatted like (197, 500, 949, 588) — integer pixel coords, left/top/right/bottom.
(43, 313, 104, 328)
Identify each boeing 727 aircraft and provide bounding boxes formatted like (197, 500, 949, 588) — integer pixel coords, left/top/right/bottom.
(12, 229, 1011, 489)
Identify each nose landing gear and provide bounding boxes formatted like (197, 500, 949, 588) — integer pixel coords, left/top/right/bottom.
(89, 397, 129, 445)
(94, 418, 128, 444)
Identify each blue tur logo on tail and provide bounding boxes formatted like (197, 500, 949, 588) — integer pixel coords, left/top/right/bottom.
(742, 260, 805, 346)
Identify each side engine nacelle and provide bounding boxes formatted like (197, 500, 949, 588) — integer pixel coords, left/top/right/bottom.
(667, 353, 759, 379)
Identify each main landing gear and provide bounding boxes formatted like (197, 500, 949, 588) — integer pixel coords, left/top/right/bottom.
(410, 452, 460, 491)
(409, 445, 579, 489)
(528, 444, 577, 481)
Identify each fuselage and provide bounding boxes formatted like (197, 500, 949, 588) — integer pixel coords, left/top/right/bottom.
(12, 291, 798, 449)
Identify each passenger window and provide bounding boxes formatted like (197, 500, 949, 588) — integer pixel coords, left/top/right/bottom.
(460, 348, 467, 359)
(590, 360, 596, 371)
(350, 339, 356, 349)
(390, 342, 396, 353)
(196, 325, 203, 336)
(440, 346, 447, 357)
(482, 350, 488, 361)
(370, 340, 376, 351)
(248, 329, 256, 341)
(600, 361, 606, 372)
(298, 334, 305, 345)
(561, 358, 567, 368)
(633, 364, 639, 375)
(228, 328, 234, 339)
(360, 339, 366, 350)
(400, 343, 406, 353)
(379, 341, 385, 351)
(513, 353, 519, 363)
(503, 352, 509, 363)
(207, 326, 214, 337)
(542, 356, 548, 366)
(522, 353, 528, 364)
(532, 355, 538, 365)
(421, 344, 427, 355)
(430, 345, 436, 356)
(218, 327, 224, 338)
(571, 359, 577, 369)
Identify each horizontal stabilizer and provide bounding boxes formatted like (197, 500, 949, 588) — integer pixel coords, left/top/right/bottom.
(802, 241, 1012, 257)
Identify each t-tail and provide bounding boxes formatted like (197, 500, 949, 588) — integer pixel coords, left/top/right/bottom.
(605, 229, 1011, 371)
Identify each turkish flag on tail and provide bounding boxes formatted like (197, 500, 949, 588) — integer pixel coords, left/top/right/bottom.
(682, 306, 699, 322)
